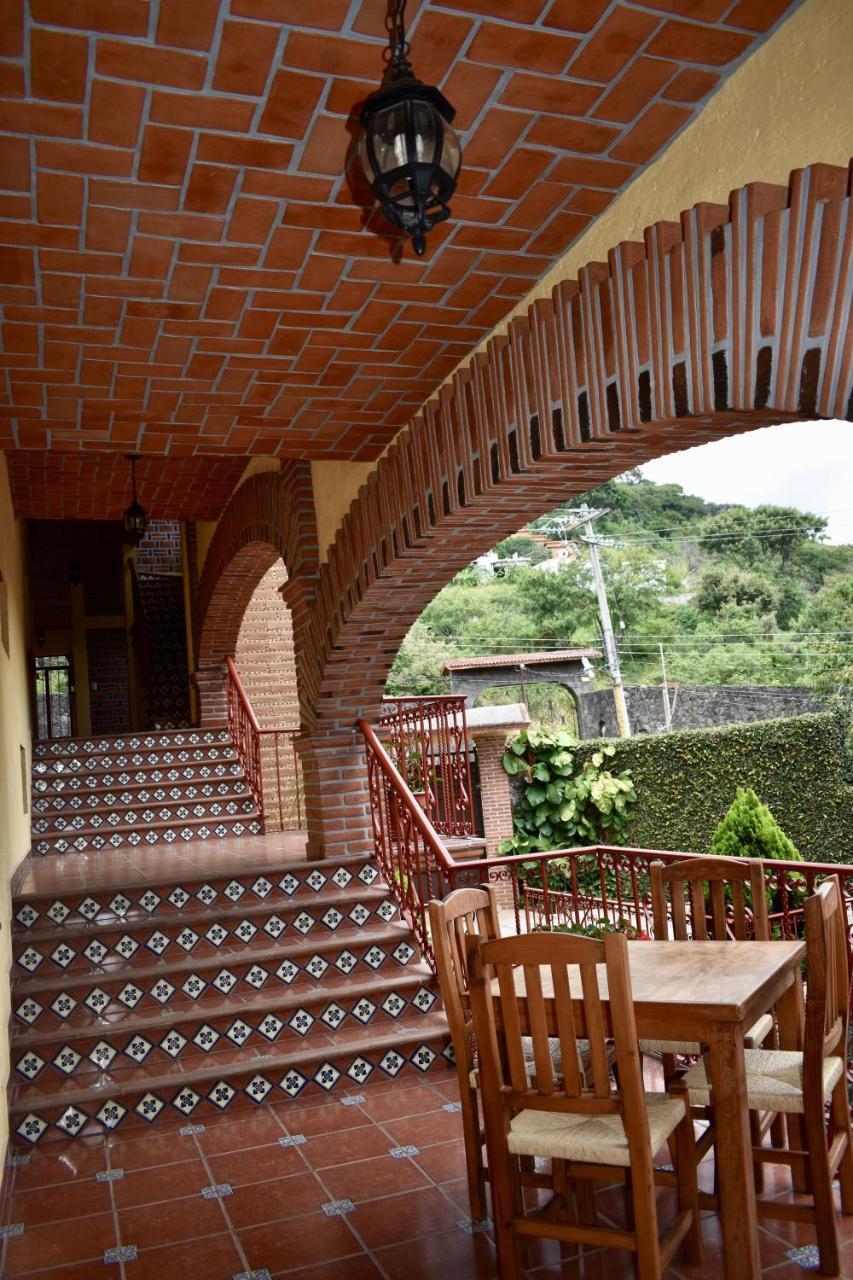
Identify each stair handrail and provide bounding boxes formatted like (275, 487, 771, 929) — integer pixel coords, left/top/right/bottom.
(359, 717, 455, 967)
(225, 655, 264, 816)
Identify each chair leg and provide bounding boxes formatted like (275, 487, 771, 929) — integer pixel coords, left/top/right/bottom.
(750, 1110, 765, 1193)
(673, 1113, 703, 1266)
(803, 1105, 841, 1277)
(830, 1075, 853, 1215)
(629, 1165, 663, 1279)
(461, 1086, 487, 1223)
(491, 1157, 523, 1280)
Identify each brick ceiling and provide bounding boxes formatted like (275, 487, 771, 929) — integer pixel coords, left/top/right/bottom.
(0, 0, 794, 490)
(6, 449, 246, 520)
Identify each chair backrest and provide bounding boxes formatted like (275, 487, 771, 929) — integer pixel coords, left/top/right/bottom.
(427, 885, 501, 1068)
(466, 930, 654, 1180)
(650, 855, 770, 942)
(803, 878, 849, 1101)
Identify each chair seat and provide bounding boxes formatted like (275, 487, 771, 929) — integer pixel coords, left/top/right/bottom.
(507, 1092, 688, 1168)
(639, 1012, 774, 1057)
(683, 1048, 845, 1114)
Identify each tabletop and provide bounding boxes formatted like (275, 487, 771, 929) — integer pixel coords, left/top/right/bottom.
(509, 939, 806, 1030)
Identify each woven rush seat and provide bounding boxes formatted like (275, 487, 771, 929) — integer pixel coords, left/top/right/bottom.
(469, 1035, 600, 1088)
(508, 1092, 688, 1167)
(683, 1047, 844, 1114)
(639, 1011, 774, 1057)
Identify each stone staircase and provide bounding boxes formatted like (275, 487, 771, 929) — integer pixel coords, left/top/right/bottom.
(9, 852, 449, 1146)
(30, 729, 262, 856)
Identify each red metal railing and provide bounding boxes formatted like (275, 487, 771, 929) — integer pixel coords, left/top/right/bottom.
(359, 716, 853, 979)
(377, 695, 475, 837)
(225, 656, 302, 831)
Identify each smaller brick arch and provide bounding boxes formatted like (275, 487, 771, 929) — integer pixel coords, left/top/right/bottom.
(194, 464, 319, 724)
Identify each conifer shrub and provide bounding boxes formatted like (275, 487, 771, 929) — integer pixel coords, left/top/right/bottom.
(710, 787, 803, 862)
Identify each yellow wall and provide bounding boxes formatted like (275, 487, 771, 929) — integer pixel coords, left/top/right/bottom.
(311, 460, 375, 563)
(310, 0, 851, 548)
(0, 453, 33, 1161)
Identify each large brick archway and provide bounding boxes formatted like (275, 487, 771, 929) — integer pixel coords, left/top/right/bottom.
(195, 462, 319, 726)
(310, 161, 853, 730)
(298, 161, 853, 856)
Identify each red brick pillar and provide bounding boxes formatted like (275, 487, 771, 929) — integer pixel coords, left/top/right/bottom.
(298, 726, 374, 861)
(472, 728, 518, 911)
(193, 663, 227, 726)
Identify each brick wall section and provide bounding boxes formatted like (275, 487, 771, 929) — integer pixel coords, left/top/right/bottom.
(136, 520, 183, 575)
(475, 733, 515, 856)
(235, 563, 299, 728)
(87, 627, 129, 733)
(304, 162, 853, 752)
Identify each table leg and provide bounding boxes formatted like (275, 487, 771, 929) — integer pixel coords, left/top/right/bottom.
(707, 1025, 761, 1280)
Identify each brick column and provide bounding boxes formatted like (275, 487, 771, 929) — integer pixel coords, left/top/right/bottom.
(193, 663, 227, 726)
(298, 726, 374, 861)
(473, 730, 516, 855)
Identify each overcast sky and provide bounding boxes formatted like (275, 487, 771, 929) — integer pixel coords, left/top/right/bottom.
(639, 419, 853, 545)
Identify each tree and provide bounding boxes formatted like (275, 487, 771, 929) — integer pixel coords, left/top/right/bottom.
(702, 504, 826, 567)
(695, 565, 780, 616)
(797, 578, 853, 696)
(710, 787, 802, 861)
(494, 535, 550, 565)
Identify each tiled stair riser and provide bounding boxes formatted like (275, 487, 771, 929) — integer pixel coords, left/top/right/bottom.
(30, 729, 262, 856)
(10, 855, 451, 1148)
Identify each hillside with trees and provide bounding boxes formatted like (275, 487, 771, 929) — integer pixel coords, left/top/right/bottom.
(386, 471, 852, 702)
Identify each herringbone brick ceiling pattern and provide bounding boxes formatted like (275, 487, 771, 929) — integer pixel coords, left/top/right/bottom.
(1, 0, 793, 513)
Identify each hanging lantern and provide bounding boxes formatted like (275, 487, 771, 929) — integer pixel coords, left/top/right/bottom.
(121, 454, 147, 546)
(358, 0, 462, 257)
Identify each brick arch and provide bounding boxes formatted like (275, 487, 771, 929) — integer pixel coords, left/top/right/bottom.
(195, 463, 319, 724)
(307, 161, 853, 736)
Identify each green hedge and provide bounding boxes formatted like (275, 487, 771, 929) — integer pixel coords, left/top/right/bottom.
(572, 711, 852, 862)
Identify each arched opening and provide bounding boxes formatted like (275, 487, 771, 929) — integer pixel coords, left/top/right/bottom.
(476, 682, 580, 736)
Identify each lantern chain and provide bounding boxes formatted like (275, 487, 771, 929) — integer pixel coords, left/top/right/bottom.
(385, 0, 412, 79)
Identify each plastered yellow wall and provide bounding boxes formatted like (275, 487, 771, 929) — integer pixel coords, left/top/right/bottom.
(311, 0, 851, 548)
(311, 460, 375, 563)
(0, 452, 33, 1161)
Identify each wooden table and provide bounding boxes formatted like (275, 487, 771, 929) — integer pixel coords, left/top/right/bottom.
(510, 939, 806, 1280)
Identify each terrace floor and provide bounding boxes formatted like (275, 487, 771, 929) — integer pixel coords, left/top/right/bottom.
(1, 1060, 848, 1280)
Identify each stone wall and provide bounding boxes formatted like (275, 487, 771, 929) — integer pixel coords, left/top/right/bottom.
(580, 685, 825, 738)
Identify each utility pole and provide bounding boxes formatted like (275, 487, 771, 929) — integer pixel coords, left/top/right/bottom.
(659, 643, 673, 732)
(579, 511, 632, 738)
(539, 505, 632, 738)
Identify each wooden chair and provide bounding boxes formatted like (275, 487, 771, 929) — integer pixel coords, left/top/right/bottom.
(466, 929, 702, 1279)
(428, 885, 501, 1222)
(428, 885, 602, 1222)
(683, 878, 853, 1275)
(643, 856, 775, 1070)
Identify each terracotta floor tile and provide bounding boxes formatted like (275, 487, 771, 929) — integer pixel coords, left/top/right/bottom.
(301, 1123, 394, 1170)
(375, 1224, 498, 1280)
(106, 1128, 199, 1171)
(358, 1083, 448, 1121)
(277, 1101, 376, 1137)
(3, 1209, 116, 1275)
(11, 1176, 113, 1226)
(382, 1109, 467, 1149)
(196, 1109, 283, 1154)
(113, 1156, 211, 1209)
(122, 1231, 244, 1279)
(270, 1256, 384, 1279)
(9, 1262, 117, 1280)
(207, 1141, 305, 1187)
(350, 1185, 462, 1249)
(10, 1139, 108, 1191)
(226, 1170, 329, 1228)
(412, 1138, 469, 1184)
(118, 1192, 229, 1249)
(321, 1152, 431, 1202)
(238, 1210, 358, 1271)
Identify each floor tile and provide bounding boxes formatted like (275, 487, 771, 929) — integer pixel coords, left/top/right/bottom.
(375, 1224, 498, 1280)
(226, 1170, 329, 1228)
(207, 1141, 305, 1187)
(10, 1176, 113, 1227)
(122, 1231, 244, 1279)
(301, 1124, 395, 1170)
(349, 1185, 462, 1249)
(271, 1257, 385, 1279)
(238, 1210, 358, 1272)
(113, 1157, 211, 1209)
(321, 1152, 431, 1202)
(381, 1109, 467, 1149)
(118, 1192, 228, 1249)
(3, 1210, 116, 1275)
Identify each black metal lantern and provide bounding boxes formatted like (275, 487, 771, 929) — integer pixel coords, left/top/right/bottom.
(121, 453, 147, 546)
(359, 0, 462, 256)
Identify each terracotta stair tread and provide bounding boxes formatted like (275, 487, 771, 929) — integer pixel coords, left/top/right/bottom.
(8, 1013, 451, 1115)
(14, 884, 391, 945)
(14, 845, 356, 903)
(31, 809, 260, 842)
(14, 921, 413, 996)
(12, 966, 435, 1049)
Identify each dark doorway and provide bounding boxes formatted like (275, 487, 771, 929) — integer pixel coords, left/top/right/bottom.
(34, 654, 74, 739)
